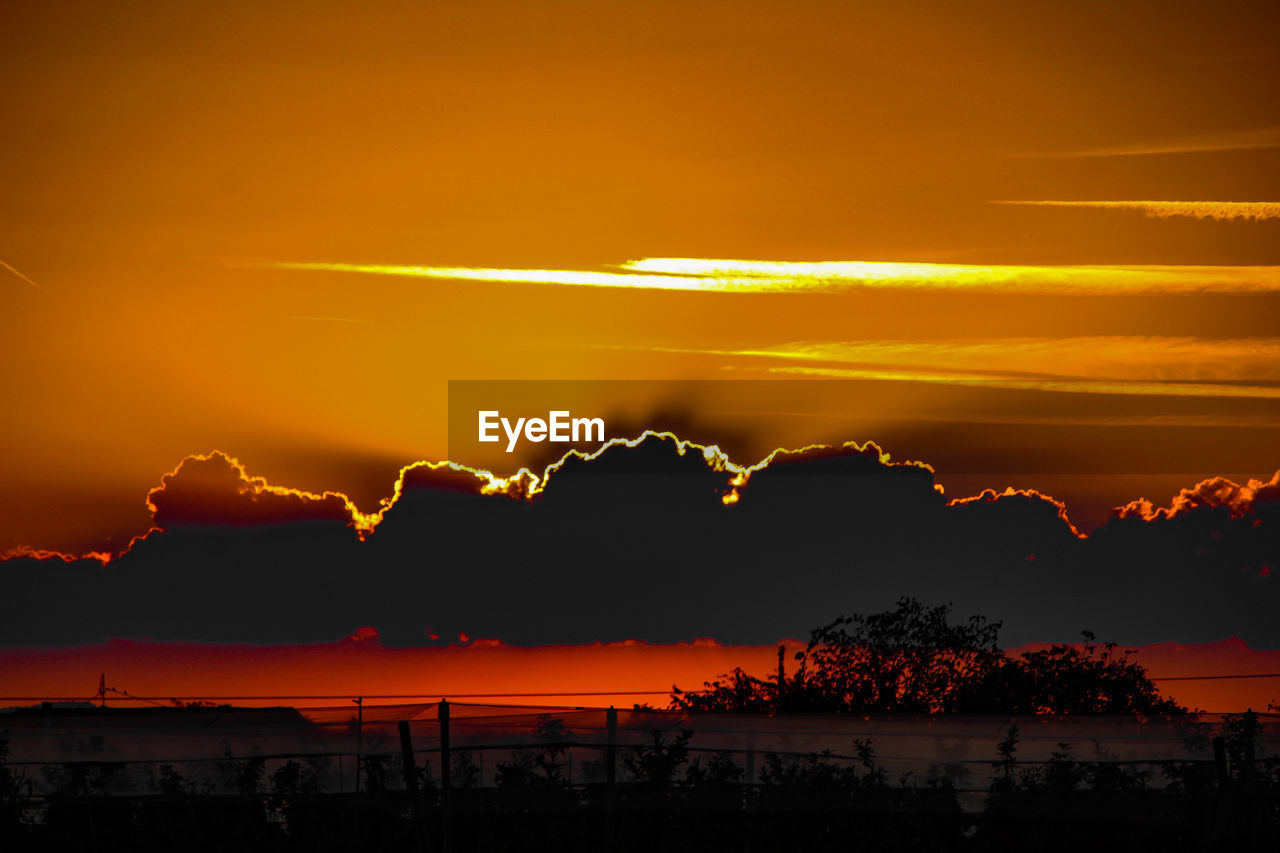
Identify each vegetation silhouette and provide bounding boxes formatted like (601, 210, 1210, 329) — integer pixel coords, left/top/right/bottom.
(1, 603, 1277, 850)
(671, 597, 1186, 715)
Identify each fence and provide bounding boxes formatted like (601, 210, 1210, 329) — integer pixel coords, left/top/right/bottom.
(4, 702, 1276, 809)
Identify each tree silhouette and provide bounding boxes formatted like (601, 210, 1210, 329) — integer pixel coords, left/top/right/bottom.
(673, 598, 1185, 715)
(796, 598, 1004, 713)
(986, 631, 1184, 714)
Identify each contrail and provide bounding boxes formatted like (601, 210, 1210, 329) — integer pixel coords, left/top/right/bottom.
(1024, 126, 1280, 158)
(268, 258, 1280, 295)
(993, 200, 1280, 221)
(0, 259, 49, 292)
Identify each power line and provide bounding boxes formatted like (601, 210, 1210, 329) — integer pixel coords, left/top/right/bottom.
(1, 671, 1278, 705)
(0, 690, 675, 702)
(1150, 672, 1280, 682)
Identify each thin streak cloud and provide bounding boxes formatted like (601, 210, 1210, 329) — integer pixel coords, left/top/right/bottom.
(1027, 126, 1280, 158)
(993, 200, 1280, 221)
(766, 365, 1280, 401)
(620, 336, 1280, 401)
(0, 259, 49, 292)
(268, 259, 1280, 295)
(743, 337, 1280, 383)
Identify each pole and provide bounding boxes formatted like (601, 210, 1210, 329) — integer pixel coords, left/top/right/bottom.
(1241, 710, 1257, 788)
(399, 719, 425, 852)
(354, 697, 364, 794)
(399, 720, 419, 795)
(743, 731, 756, 853)
(605, 706, 617, 852)
(1212, 736, 1229, 787)
(440, 699, 453, 853)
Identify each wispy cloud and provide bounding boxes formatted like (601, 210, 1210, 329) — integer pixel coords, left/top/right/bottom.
(993, 200, 1280, 222)
(765, 365, 1280, 401)
(1026, 126, 1280, 158)
(267, 258, 1280, 295)
(702, 407, 1280, 429)
(741, 337, 1280, 382)
(619, 337, 1280, 401)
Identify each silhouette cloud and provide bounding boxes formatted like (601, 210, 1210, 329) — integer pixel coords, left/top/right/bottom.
(147, 451, 363, 529)
(2, 434, 1275, 648)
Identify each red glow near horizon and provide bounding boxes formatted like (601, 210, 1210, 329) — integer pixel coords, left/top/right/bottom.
(2, 634, 1276, 715)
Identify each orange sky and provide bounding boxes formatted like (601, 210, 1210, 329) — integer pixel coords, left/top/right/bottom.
(3, 0, 1279, 558)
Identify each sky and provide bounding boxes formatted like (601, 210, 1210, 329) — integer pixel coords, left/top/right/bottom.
(2, 2, 1279, 707)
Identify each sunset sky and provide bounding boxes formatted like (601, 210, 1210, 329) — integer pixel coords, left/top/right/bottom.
(2, 0, 1277, 556)
(2, 2, 1279, 711)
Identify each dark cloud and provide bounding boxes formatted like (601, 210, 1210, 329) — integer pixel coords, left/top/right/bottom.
(1, 436, 1276, 648)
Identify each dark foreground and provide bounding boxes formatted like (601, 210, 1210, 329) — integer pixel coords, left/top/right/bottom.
(4, 777, 1279, 853)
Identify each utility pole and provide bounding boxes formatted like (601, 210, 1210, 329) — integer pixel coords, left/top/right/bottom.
(399, 719, 425, 853)
(605, 706, 617, 852)
(98, 673, 106, 708)
(353, 697, 364, 794)
(440, 699, 453, 853)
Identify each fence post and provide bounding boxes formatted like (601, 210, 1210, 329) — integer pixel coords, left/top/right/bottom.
(399, 720, 419, 795)
(1212, 736, 1228, 787)
(605, 706, 617, 852)
(1241, 709, 1257, 788)
(743, 730, 755, 853)
(400, 719, 425, 852)
(440, 699, 453, 853)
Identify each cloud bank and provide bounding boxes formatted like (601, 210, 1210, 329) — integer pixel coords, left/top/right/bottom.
(2, 434, 1276, 649)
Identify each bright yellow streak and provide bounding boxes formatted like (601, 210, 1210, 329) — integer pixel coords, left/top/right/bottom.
(622, 258, 1280, 294)
(267, 258, 1280, 294)
(993, 200, 1280, 221)
(272, 261, 768, 292)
